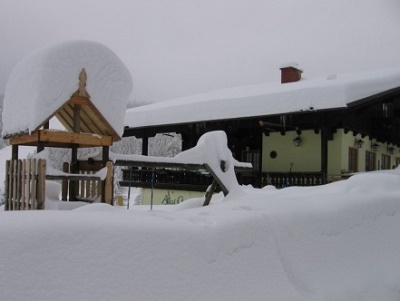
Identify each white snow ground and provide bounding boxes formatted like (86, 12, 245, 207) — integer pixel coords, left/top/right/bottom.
(1, 143, 400, 300)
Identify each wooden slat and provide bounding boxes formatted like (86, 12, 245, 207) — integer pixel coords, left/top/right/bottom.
(21, 160, 25, 210)
(85, 173, 91, 198)
(25, 159, 31, 210)
(30, 159, 37, 210)
(55, 106, 74, 132)
(55, 96, 121, 141)
(80, 106, 105, 136)
(46, 174, 102, 181)
(12, 160, 17, 210)
(79, 171, 85, 198)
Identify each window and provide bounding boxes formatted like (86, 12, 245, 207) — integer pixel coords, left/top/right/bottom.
(383, 103, 393, 118)
(348, 147, 358, 172)
(242, 148, 260, 172)
(381, 154, 391, 170)
(365, 151, 376, 171)
(396, 157, 400, 168)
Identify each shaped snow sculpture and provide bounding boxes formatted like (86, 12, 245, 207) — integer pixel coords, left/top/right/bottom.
(175, 131, 246, 199)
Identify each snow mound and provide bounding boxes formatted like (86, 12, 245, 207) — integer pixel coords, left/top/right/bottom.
(2, 40, 133, 137)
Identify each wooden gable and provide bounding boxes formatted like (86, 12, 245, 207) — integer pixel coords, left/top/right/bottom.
(8, 69, 120, 148)
(55, 95, 120, 142)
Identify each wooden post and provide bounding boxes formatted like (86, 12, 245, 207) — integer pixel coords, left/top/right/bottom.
(101, 146, 110, 204)
(203, 180, 218, 206)
(5, 161, 10, 211)
(62, 162, 69, 201)
(204, 160, 229, 196)
(69, 147, 78, 201)
(142, 135, 149, 156)
(36, 159, 46, 210)
(37, 142, 44, 153)
(11, 145, 18, 160)
(102, 146, 109, 163)
(104, 161, 113, 205)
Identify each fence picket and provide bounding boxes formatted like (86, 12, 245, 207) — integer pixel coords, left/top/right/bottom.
(21, 160, 26, 210)
(25, 159, 31, 210)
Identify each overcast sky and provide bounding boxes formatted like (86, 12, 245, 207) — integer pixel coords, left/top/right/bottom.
(1, 0, 400, 106)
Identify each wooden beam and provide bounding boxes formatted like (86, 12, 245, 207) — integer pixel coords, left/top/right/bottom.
(9, 131, 39, 145)
(68, 96, 90, 106)
(38, 130, 113, 146)
(10, 130, 113, 147)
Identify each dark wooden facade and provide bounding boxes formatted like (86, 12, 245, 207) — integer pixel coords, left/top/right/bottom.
(122, 85, 400, 189)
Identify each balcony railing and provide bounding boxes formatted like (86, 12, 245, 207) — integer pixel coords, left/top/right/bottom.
(121, 168, 326, 190)
(120, 168, 213, 191)
(259, 172, 326, 188)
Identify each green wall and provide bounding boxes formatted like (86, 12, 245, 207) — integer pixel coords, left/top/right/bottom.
(262, 130, 321, 172)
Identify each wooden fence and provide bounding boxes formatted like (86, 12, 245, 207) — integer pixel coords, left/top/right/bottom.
(5, 159, 114, 211)
(5, 159, 46, 210)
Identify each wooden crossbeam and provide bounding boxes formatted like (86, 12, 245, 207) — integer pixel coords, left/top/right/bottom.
(9, 130, 113, 147)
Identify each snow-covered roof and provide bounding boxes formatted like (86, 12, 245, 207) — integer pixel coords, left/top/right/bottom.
(2, 40, 133, 137)
(124, 67, 400, 129)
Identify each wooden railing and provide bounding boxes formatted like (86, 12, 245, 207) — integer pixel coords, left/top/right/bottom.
(259, 172, 326, 188)
(120, 168, 213, 192)
(120, 168, 326, 190)
(58, 162, 113, 203)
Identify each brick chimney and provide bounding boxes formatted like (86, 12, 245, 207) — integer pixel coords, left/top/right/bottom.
(280, 63, 302, 84)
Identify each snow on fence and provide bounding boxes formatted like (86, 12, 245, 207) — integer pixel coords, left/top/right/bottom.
(5, 159, 46, 210)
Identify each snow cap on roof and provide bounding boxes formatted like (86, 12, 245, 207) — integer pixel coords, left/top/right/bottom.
(2, 40, 133, 137)
(124, 67, 400, 129)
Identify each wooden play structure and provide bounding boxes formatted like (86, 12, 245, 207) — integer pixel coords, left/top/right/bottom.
(4, 69, 116, 210)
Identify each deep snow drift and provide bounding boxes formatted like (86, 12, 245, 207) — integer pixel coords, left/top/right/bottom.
(1, 168, 400, 300)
